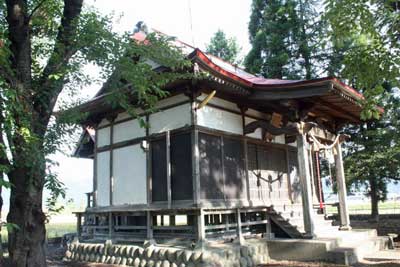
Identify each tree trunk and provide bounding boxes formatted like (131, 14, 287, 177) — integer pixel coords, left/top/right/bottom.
(0, 184, 3, 260)
(369, 176, 379, 222)
(7, 163, 47, 267)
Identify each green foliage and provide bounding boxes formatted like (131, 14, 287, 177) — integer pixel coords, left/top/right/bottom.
(245, 0, 324, 79)
(0, 0, 193, 248)
(325, 0, 400, 217)
(206, 29, 241, 64)
(325, 0, 400, 119)
(344, 88, 400, 204)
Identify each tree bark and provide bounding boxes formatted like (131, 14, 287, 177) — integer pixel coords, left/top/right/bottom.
(3, 0, 84, 266)
(7, 161, 47, 267)
(369, 176, 379, 222)
(0, 184, 3, 261)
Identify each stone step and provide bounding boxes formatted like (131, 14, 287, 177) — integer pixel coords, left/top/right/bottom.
(327, 236, 390, 264)
(269, 216, 304, 239)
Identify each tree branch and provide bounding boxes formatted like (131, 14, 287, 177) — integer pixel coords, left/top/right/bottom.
(27, 0, 47, 21)
(33, 0, 83, 133)
(0, 66, 15, 88)
(5, 0, 32, 88)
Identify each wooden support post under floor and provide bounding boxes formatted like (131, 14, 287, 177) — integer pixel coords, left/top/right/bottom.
(108, 212, 113, 240)
(197, 209, 205, 244)
(335, 142, 351, 230)
(146, 211, 154, 239)
(296, 133, 315, 237)
(236, 208, 244, 244)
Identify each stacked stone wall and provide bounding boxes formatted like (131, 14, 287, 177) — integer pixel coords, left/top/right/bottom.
(64, 240, 270, 267)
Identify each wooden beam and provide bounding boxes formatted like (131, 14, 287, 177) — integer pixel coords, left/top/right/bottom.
(249, 85, 329, 100)
(308, 125, 336, 142)
(316, 98, 360, 122)
(244, 120, 299, 136)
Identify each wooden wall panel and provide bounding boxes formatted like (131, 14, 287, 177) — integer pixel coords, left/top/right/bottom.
(151, 138, 168, 202)
(170, 133, 193, 201)
(247, 142, 291, 205)
(223, 137, 246, 199)
(199, 133, 224, 200)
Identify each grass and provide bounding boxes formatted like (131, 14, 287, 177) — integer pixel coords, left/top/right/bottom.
(326, 200, 400, 214)
(1, 222, 76, 243)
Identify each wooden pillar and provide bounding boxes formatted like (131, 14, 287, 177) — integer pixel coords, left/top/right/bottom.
(191, 91, 201, 206)
(192, 128, 200, 205)
(109, 120, 114, 206)
(334, 142, 351, 230)
(86, 193, 90, 208)
(296, 134, 315, 237)
(77, 213, 82, 238)
(146, 114, 152, 205)
(93, 130, 98, 207)
(166, 131, 172, 208)
(240, 107, 251, 205)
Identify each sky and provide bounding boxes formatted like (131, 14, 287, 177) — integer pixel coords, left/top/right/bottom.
(1, 0, 253, 220)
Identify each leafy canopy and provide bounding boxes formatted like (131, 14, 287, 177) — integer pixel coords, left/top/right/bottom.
(0, 1, 192, 216)
(206, 29, 241, 64)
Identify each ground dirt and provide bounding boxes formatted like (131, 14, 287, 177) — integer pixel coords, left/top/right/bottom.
(1, 243, 399, 267)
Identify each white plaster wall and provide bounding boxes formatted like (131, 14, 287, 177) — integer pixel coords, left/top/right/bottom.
(273, 134, 285, 144)
(97, 127, 110, 147)
(112, 145, 147, 205)
(155, 94, 189, 109)
(149, 103, 191, 134)
(113, 119, 146, 143)
(96, 151, 110, 206)
(246, 108, 268, 120)
(197, 94, 241, 112)
(115, 109, 145, 122)
(197, 106, 243, 135)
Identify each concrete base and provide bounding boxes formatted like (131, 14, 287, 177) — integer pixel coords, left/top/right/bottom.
(266, 229, 391, 266)
(339, 225, 352, 231)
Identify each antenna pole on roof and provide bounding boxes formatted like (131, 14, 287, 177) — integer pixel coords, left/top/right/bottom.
(187, 0, 195, 47)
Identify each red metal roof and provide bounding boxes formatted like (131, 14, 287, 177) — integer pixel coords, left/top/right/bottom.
(129, 30, 383, 114)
